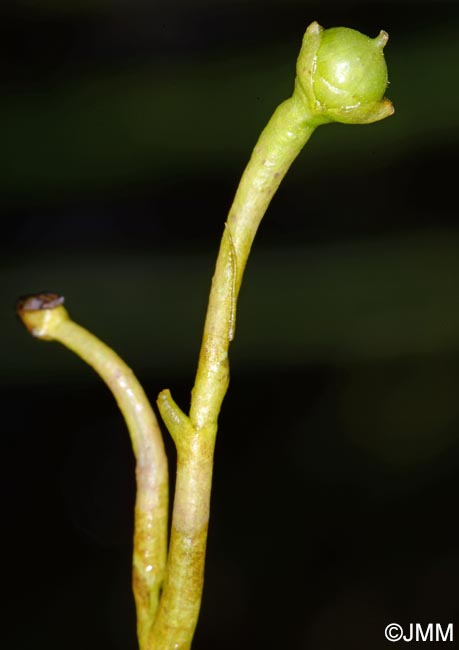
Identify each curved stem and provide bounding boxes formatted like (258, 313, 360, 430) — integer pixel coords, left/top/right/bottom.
(154, 92, 319, 649)
(191, 92, 318, 430)
(16, 298, 168, 650)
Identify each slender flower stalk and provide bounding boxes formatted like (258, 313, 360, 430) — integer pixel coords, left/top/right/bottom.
(16, 294, 169, 650)
(152, 20, 393, 650)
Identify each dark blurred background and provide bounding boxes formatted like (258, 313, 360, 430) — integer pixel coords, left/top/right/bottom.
(2, 0, 459, 648)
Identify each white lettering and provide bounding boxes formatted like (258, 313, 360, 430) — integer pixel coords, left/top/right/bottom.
(436, 623, 453, 642)
(403, 624, 413, 642)
(416, 623, 433, 642)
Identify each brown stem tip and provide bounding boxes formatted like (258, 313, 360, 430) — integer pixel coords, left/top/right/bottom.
(16, 292, 65, 313)
(16, 292, 67, 339)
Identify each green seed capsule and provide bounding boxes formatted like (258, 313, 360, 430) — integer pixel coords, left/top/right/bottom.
(313, 27, 388, 112)
(295, 22, 394, 125)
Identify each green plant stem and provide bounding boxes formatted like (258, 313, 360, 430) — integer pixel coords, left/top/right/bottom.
(16, 302, 168, 650)
(191, 91, 320, 428)
(153, 91, 320, 650)
(150, 390, 214, 649)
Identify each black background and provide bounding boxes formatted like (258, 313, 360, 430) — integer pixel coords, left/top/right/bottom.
(2, 1, 459, 648)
